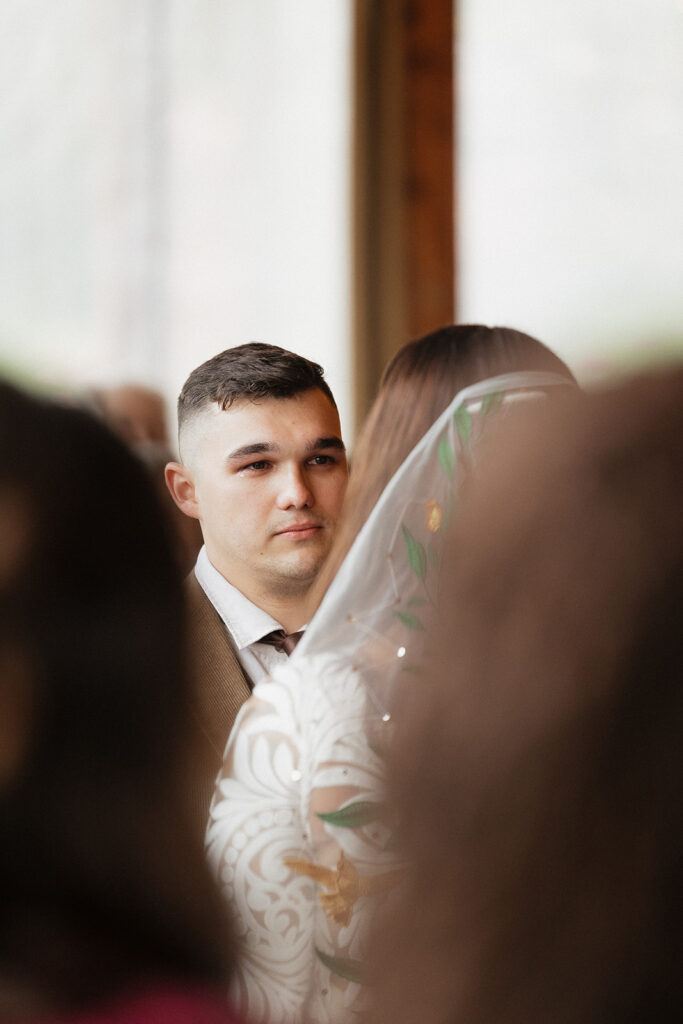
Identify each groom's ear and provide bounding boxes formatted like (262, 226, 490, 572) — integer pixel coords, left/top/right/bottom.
(164, 462, 201, 520)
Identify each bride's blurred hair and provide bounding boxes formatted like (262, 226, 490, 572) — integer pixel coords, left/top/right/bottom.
(314, 323, 575, 600)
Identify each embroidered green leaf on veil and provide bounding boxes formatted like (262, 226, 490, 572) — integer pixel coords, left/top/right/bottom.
(395, 610, 423, 630)
(454, 404, 472, 444)
(481, 390, 504, 416)
(438, 434, 455, 479)
(315, 948, 365, 984)
(442, 490, 455, 532)
(402, 524, 427, 580)
(317, 801, 384, 828)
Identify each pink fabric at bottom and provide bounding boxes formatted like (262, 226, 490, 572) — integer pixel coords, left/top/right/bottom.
(42, 985, 245, 1024)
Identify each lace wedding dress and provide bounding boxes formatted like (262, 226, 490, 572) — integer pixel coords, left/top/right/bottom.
(206, 373, 571, 1024)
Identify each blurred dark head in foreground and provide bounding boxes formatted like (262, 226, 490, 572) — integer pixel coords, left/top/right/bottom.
(0, 382, 233, 1020)
(369, 367, 683, 1024)
(87, 382, 169, 447)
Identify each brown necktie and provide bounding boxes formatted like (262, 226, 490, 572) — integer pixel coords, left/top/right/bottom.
(258, 629, 303, 656)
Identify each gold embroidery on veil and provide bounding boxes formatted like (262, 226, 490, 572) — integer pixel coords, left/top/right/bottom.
(425, 499, 443, 533)
(284, 852, 404, 927)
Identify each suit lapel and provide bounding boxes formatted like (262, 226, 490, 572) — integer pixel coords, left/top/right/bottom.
(184, 573, 252, 825)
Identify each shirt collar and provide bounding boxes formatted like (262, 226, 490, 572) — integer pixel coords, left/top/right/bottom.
(194, 546, 282, 651)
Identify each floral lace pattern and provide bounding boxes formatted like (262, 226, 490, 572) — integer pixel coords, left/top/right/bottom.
(206, 653, 396, 1024)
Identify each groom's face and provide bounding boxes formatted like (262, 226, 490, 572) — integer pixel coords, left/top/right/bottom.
(181, 387, 348, 601)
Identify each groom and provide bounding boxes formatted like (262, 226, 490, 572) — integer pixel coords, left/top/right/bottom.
(165, 343, 348, 820)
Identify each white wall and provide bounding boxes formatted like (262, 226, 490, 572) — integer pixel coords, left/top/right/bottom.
(457, 0, 683, 379)
(0, 1, 352, 441)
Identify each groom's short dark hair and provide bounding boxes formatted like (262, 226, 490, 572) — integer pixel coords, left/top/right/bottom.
(177, 343, 336, 437)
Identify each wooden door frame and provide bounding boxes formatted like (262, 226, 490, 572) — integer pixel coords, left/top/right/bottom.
(352, 0, 456, 430)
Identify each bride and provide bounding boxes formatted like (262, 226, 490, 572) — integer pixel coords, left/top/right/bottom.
(206, 325, 576, 1023)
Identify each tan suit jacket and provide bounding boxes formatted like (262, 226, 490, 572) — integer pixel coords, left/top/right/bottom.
(185, 572, 252, 827)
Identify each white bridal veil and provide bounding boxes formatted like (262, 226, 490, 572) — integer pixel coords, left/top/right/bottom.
(293, 370, 572, 709)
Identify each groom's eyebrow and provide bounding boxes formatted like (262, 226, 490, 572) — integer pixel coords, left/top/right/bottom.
(227, 441, 280, 461)
(307, 436, 346, 453)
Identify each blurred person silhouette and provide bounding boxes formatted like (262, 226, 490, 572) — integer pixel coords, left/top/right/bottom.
(82, 383, 202, 577)
(0, 382, 244, 1023)
(366, 367, 683, 1024)
(88, 382, 169, 447)
(206, 325, 577, 1023)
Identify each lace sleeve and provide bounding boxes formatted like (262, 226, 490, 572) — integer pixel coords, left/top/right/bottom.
(205, 655, 399, 1024)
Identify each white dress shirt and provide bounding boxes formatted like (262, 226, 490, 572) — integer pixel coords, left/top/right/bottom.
(194, 546, 298, 686)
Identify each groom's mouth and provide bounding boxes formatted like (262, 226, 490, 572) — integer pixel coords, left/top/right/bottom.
(274, 521, 323, 541)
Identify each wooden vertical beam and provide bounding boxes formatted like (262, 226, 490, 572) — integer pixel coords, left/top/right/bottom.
(404, 0, 455, 340)
(352, 0, 455, 431)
